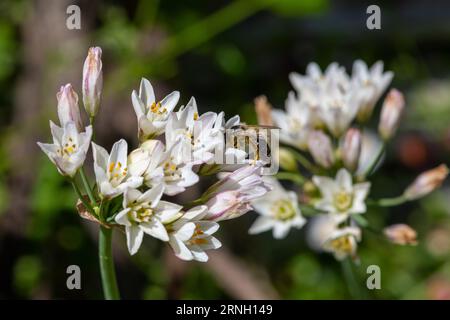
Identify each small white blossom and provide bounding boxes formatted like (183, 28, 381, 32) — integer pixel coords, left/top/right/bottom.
(37, 121, 92, 178)
(168, 206, 221, 262)
(271, 91, 311, 150)
(166, 97, 222, 164)
(352, 60, 393, 122)
(131, 78, 180, 140)
(128, 139, 199, 196)
(249, 177, 306, 239)
(92, 139, 143, 199)
(115, 184, 183, 255)
(313, 168, 370, 223)
(323, 225, 361, 260)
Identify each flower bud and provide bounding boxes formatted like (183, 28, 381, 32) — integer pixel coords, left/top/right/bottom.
(341, 128, 362, 172)
(383, 224, 417, 245)
(82, 46, 103, 119)
(378, 89, 405, 140)
(57, 84, 82, 131)
(403, 164, 449, 200)
(307, 130, 334, 168)
(254, 95, 273, 126)
(278, 147, 297, 172)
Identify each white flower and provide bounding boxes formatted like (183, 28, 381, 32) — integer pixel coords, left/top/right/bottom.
(128, 139, 199, 196)
(168, 206, 221, 262)
(322, 225, 361, 260)
(204, 165, 271, 221)
(165, 97, 222, 163)
(312, 169, 370, 223)
(271, 91, 311, 149)
(82, 47, 103, 118)
(37, 121, 92, 177)
(92, 139, 143, 199)
(306, 214, 339, 252)
(318, 85, 359, 137)
(249, 177, 305, 239)
(131, 78, 180, 140)
(352, 60, 393, 122)
(115, 184, 183, 255)
(56, 84, 83, 132)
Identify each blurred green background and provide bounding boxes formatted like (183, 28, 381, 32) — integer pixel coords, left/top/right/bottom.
(1, 0, 450, 299)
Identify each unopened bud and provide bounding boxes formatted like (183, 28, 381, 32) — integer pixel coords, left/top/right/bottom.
(254, 95, 273, 126)
(342, 128, 362, 171)
(404, 164, 449, 200)
(378, 89, 405, 140)
(307, 130, 334, 168)
(82, 46, 103, 119)
(383, 224, 417, 245)
(57, 84, 82, 131)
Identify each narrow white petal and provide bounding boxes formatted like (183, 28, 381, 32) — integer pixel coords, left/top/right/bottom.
(126, 226, 144, 255)
(248, 216, 274, 235)
(140, 220, 169, 241)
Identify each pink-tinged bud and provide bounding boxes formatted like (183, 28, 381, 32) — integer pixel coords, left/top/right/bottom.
(404, 164, 449, 200)
(307, 130, 334, 168)
(383, 224, 417, 245)
(342, 128, 362, 172)
(57, 84, 82, 131)
(82, 46, 103, 118)
(378, 89, 405, 140)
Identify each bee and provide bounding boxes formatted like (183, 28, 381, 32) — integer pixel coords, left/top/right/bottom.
(226, 124, 279, 164)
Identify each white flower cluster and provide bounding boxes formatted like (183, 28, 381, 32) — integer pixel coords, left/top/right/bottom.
(38, 47, 271, 262)
(249, 61, 448, 261)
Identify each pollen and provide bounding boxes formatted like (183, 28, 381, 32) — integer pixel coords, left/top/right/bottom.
(193, 112, 199, 120)
(109, 162, 115, 173)
(190, 238, 208, 245)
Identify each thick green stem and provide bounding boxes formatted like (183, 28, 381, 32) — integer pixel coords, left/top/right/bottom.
(341, 258, 363, 299)
(99, 226, 120, 300)
(286, 147, 316, 172)
(376, 195, 408, 207)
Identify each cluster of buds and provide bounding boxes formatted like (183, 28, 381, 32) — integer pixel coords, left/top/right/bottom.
(38, 47, 272, 262)
(250, 61, 448, 261)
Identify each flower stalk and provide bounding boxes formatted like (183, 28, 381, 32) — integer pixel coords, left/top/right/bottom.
(99, 225, 120, 300)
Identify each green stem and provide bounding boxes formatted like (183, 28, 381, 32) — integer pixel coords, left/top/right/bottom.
(99, 226, 120, 300)
(373, 195, 408, 207)
(276, 171, 305, 186)
(286, 147, 316, 172)
(341, 258, 363, 299)
(79, 168, 96, 204)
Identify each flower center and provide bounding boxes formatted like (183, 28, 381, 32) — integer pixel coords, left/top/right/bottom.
(272, 199, 296, 221)
(163, 158, 181, 182)
(333, 191, 353, 212)
(128, 204, 153, 223)
(57, 137, 77, 159)
(329, 235, 354, 254)
(108, 161, 127, 187)
(149, 101, 167, 115)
